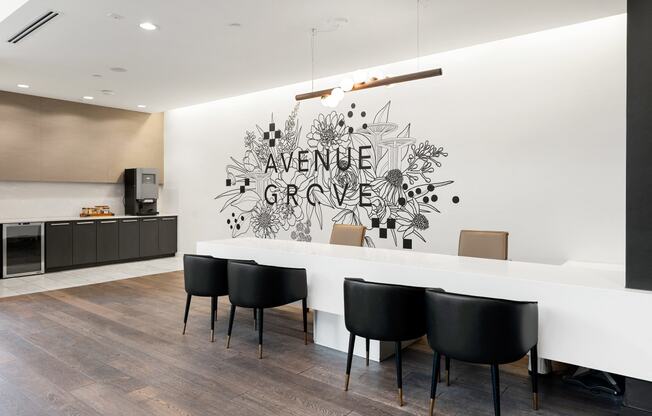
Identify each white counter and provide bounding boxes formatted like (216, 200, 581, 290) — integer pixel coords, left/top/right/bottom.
(0, 214, 177, 224)
(197, 237, 652, 382)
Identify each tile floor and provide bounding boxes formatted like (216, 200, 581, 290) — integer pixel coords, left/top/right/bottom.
(0, 256, 183, 298)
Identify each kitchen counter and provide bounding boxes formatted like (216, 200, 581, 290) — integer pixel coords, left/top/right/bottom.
(0, 214, 177, 224)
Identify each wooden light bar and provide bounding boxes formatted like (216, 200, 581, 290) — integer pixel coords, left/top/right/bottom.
(295, 68, 442, 101)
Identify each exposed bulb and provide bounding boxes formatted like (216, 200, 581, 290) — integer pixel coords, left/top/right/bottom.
(352, 70, 367, 84)
(339, 78, 354, 92)
(331, 87, 345, 100)
(321, 95, 339, 108)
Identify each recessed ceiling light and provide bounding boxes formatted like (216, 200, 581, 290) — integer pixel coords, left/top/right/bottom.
(107, 13, 124, 20)
(227, 23, 242, 28)
(17, 84, 30, 89)
(82, 96, 94, 100)
(137, 104, 147, 108)
(139, 22, 158, 31)
(92, 74, 102, 78)
(101, 89, 115, 95)
(110, 67, 127, 73)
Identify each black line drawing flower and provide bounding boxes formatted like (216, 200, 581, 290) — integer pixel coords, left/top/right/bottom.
(396, 200, 430, 242)
(306, 111, 350, 152)
(370, 168, 406, 204)
(250, 201, 281, 239)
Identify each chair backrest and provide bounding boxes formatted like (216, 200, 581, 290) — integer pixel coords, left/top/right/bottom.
(183, 254, 229, 297)
(227, 262, 307, 308)
(458, 230, 508, 260)
(343, 278, 430, 341)
(330, 224, 366, 247)
(425, 290, 538, 365)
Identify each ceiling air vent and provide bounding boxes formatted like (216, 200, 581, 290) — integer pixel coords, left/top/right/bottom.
(7, 11, 59, 44)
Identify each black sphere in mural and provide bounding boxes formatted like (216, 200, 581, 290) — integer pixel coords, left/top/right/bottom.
(347, 111, 353, 118)
(348, 127, 354, 134)
(427, 184, 435, 192)
(432, 194, 438, 202)
(362, 123, 368, 129)
(398, 197, 406, 206)
(408, 191, 414, 198)
(227, 219, 231, 224)
(402, 183, 408, 190)
(338, 120, 345, 127)
(351, 103, 356, 109)
(415, 188, 422, 195)
(361, 111, 366, 117)
(452, 196, 460, 204)
(423, 196, 429, 203)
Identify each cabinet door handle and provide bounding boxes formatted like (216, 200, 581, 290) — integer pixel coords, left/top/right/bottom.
(122, 219, 138, 223)
(162, 218, 175, 221)
(142, 219, 158, 222)
(50, 222, 70, 226)
(76, 221, 94, 225)
(100, 220, 117, 224)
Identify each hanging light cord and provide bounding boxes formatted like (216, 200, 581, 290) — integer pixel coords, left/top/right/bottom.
(416, 0, 421, 70)
(311, 28, 316, 92)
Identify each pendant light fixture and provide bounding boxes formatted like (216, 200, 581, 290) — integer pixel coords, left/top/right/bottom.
(296, 0, 442, 105)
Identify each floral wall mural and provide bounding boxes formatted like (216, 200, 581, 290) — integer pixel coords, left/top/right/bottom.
(215, 100, 460, 249)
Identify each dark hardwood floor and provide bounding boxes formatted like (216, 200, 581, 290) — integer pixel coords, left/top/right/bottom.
(0, 271, 621, 416)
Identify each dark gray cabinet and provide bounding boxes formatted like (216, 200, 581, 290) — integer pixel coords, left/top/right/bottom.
(73, 221, 97, 265)
(97, 220, 119, 262)
(158, 217, 177, 255)
(46, 222, 73, 270)
(44, 216, 176, 271)
(119, 219, 140, 260)
(139, 218, 159, 257)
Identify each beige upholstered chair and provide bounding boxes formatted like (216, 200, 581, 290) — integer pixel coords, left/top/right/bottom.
(329, 224, 366, 247)
(458, 230, 509, 260)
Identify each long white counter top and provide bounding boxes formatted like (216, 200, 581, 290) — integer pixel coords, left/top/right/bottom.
(0, 214, 177, 224)
(197, 237, 652, 382)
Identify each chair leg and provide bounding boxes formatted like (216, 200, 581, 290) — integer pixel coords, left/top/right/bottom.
(253, 308, 257, 330)
(445, 356, 451, 386)
(430, 351, 441, 416)
(344, 332, 355, 391)
(491, 364, 501, 416)
(395, 341, 403, 406)
(302, 298, 308, 345)
(257, 308, 264, 359)
(210, 296, 217, 342)
(226, 305, 236, 348)
(182, 294, 191, 335)
(531, 345, 539, 410)
(365, 338, 370, 366)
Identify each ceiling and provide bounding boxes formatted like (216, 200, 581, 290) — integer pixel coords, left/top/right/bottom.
(0, 0, 625, 113)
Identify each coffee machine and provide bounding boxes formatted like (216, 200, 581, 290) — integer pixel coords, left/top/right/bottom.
(124, 168, 159, 216)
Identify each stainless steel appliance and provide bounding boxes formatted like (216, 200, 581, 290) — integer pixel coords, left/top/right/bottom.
(124, 168, 159, 216)
(2, 222, 45, 278)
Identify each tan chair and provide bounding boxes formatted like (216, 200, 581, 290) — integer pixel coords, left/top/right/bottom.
(330, 224, 366, 247)
(458, 230, 508, 260)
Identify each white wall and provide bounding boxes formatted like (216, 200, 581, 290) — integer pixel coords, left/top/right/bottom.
(163, 15, 626, 265)
(0, 181, 125, 218)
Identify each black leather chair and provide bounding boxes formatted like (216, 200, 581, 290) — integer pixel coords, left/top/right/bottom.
(226, 262, 308, 358)
(182, 254, 229, 342)
(343, 278, 430, 406)
(425, 290, 539, 416)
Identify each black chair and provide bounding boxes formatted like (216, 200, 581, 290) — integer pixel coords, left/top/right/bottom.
(425, 290, 539, 416)
(226, 262, 308, 358)
(343, 278, 431, 406)
(182, 254, 229, 342)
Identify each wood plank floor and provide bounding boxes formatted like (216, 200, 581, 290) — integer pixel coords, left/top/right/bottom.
(0, 271, 621, 416)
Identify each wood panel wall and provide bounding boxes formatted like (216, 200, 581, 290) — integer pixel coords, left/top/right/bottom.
(0, 91, 164, 183)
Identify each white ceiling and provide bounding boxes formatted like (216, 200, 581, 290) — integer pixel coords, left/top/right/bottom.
(0, 0, 625, 113)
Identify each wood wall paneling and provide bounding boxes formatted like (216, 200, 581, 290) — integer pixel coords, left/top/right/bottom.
(0, 91, 164, 184)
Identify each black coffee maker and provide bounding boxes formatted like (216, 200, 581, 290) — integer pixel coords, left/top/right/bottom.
(124, 168, 159, 216)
